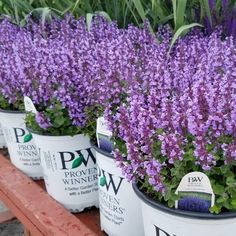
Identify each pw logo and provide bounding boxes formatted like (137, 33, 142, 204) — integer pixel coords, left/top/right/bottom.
(188, 176, 203, 183)
(154, 225, 177, 236)
(13, 128, 32, 143)
(59, 148, 96, 170)
(98, 167, 124, 195)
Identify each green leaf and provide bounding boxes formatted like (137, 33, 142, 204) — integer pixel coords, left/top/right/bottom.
(212, 184, 225, 195)
(202, 0, 212, 27)
(86, 13, 94, 31)
(131, 0, 146, 21)
(99, 176, 106, 186)
(226, 177, 236, 187)
(53, 116, 65, 128)
(72, 155, 84, 169)
(216, 197, 226, 204)
(27, 7, 52, 27)
(71, 0, 80, 15)
(206, 143, 215, 152)
(210, 205, 221, 214)
(231, 199, 236, 208)
(172, 0, 177, 28)
(23, 133, 33, 143)
(169, 23, 203, 53)
(96, 11, 112, 22)
(172, 0, 187, 30)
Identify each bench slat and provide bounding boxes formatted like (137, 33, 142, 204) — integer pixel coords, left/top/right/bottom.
(0, 155, 104, 236)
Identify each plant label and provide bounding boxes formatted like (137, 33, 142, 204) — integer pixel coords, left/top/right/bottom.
(24, 96, 37, 113)
(175, 171, 215, 213)
(96, 116, 113, 153)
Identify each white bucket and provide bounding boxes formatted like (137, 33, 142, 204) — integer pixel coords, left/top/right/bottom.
(32, 133, 99, 212)
(133, 184, 236, 236)
(93, 145, 144, 236)
(0, 124, 6, 148)
(0, 110, 42, 178)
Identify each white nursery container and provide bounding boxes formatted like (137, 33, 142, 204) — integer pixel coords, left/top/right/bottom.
(0, 124, 6, 148)
(0, 110, 42, 178)
(93, 145, 144, 236)
(32, 133, 99, 212)
(133, 184, 236, 236)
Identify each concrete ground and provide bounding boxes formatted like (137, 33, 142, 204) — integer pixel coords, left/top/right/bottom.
(0, 202, 23, 236)
(0, 219, 23, 236)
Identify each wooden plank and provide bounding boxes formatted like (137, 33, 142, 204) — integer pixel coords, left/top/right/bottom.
(0, 183, 45, 236)
(0, 154, 103, 236)
(35, 181, 103, 235)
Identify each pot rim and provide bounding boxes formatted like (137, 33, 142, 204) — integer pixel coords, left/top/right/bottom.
(132, 183, 236, 220)
(0, 109, 25, 114)
(91, 142, 114, 159)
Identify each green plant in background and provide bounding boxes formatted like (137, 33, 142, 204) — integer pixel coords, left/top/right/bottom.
(0, 0, 139, 28)
(0, 0, 235, 28)
(0, 0, 211, 29)
(0, 1, 235, 50)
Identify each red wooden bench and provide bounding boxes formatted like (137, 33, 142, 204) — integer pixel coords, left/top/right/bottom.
(0, 151, 105, 236)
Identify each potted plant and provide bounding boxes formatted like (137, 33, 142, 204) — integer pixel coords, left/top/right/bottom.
(23, 16, 103, 212)
(0, 19, 42, 179)
(111, 30, 236, 236)
(87, 21, 170, 236)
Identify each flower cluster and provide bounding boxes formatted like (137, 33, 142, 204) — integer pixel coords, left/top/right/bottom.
(0, 16, 170, 136)
(0, 16, 130, 135)
(111, 30, 236, 213)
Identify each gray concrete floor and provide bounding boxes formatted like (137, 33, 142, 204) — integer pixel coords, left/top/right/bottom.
(0, 219, 23, 236)
(0, 202, 23, 236)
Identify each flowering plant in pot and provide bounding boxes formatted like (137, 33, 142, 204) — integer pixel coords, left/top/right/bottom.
(87, 22, 172, 236)
(0, 19, 42, 178)
(111, 30, 236, 236)
(22, 16, 107, 212)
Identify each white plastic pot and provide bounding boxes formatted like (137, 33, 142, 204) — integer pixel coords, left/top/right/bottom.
(32, 133, 99, 212)
(93, 145, 144, 236)
(133, 184, 236, 236)
(0, 110, 42, 179)
(0, 124, 6, 148)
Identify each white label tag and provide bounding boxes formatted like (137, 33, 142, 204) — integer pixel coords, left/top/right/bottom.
(96, 116, 113, 153)
(175, 172, 215, 212)
(24, 96, 37, 113)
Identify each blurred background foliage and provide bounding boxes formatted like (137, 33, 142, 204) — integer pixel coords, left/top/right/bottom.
(0, 0, 235, 36)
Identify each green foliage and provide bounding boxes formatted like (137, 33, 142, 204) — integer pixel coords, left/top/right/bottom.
(25, 101, 95, 136)
(0, 94, 24, 111)
(0, 0, 225, 31)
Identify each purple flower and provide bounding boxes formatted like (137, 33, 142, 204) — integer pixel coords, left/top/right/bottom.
(36, 112, 52, 129)
(109, 29, 236, 196)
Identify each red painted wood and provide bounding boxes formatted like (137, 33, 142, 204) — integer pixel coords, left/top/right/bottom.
(0, 177, 46, 236)
(0, 154, 105, 236)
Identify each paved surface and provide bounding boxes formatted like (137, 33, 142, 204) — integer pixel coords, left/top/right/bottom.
(0, 204, 7, 213)
(0, 219, 23, 236)
(0, 202, 23, 236)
